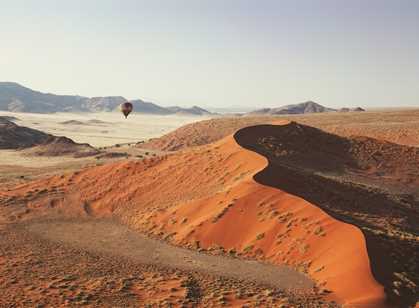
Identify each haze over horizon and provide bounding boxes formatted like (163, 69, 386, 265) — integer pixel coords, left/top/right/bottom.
(1, 0, 418, 109)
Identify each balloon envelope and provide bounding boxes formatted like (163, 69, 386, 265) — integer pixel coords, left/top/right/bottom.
(120, 102, 133, 118)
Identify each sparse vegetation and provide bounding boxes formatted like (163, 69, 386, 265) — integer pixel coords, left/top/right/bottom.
(256, 233, 265, 240)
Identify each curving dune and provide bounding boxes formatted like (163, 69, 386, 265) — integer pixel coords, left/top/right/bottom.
(143, 125, 387, 306)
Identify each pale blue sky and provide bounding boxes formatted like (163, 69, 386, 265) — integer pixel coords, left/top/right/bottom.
(1, 0, 418, 108)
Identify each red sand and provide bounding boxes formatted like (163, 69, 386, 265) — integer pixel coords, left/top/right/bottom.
(1, 122, 386, 306)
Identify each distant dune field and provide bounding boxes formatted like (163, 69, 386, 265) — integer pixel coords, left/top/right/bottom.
(140, 108, 419, 151)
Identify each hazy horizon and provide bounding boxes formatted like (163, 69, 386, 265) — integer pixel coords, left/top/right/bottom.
(1, 0, 418, 109)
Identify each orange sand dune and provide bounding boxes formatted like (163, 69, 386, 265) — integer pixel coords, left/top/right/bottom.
(142, 135, 386, 306)
(1, 122, 386, 306)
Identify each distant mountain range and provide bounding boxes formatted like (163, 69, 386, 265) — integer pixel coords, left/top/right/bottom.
(0, 82, 365, 116)
(0, 82, 212, 116)
(247, 101, 364, 115)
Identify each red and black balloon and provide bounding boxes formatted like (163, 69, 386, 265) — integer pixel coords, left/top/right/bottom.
(120, 102, 133, 118)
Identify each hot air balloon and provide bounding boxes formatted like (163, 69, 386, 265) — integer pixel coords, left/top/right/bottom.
(120, 102, 133, 118)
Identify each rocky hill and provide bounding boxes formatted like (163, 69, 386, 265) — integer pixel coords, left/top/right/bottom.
(0, 118, 97, 156)
(23, 136, 99, 157)
(338, 107, 365, 112)
(0, 117, 50, 149)
(0, 115, 20, 123)
(248, 101, 336, 115)
(166, 105, 212, 116)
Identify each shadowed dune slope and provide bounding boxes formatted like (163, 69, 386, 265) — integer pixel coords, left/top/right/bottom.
(0, 121, 388, 306)
(247, 122, 419, 195)
(235, 123, 418, 307)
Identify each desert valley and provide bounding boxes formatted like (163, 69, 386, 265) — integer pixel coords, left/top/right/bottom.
(2, 2, 419, 307)
(0, 85, 418, 307)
